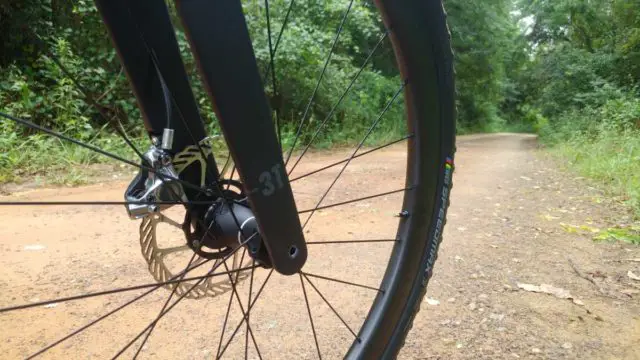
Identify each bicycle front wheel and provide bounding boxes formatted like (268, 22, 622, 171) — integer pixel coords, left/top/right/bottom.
(0, 0, 455, 359)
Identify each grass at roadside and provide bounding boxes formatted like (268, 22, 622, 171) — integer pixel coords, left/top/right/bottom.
(0, 117, 408, 188)
(546, 129, 640, 219)
(0, 133, 144, 186)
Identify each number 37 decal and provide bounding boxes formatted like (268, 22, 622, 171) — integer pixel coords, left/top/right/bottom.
(259, 163, 285, 196)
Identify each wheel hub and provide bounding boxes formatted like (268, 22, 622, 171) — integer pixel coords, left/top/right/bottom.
(183, 182, 270, 265)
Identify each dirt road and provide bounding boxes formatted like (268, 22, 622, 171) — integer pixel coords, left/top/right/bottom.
(0, 133, 639, 359)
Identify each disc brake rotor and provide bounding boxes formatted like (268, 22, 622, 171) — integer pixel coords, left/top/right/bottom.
(139, 213, 251, 299)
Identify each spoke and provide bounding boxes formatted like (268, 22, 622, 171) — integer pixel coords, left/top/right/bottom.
(307, 239, 398, 245)
(244, 260, 256, 360)
(144, 48, 222, 186)
(216, 282, 237, 359)
(299, 273, 322, 360)
(220, 261, 262, 360)
(0, 200, 217, 206)
(302, 273, 360, 342)
(289, 134, 413, 182)
(217, 269, 274, 359)
(300, 82, 406, 229)
(300, 272, 383, 293)
(43, 47, 146, 161)
(288, 30, 389, 175)
(0, 260, 251, 313)
(24, 263, 255, 359)
(110, 263, 220, 359)
(0, 111, 208, 197)
(2, 264, 257, 314)
(109, 236, 253, 359)
(263, 0, 295, 79)
(284, 0, 355, 166)
(142, 49, 251, 252)
(132, 253, 199, 359)
(298, 187, 412, 215)
(264, 0, 282, 146)
(216, 249, 247, 360)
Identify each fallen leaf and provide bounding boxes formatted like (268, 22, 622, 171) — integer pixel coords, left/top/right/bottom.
(539, 284, 571, 299)
(573, 299, 585, 306)
(517, 283, 540, 292)
(628, 271, 640, 281)
(426, 297, 440, 306)
(517, 283, 585, 306)
(620, 289, 640, 296)
(542, 214, 560, 221)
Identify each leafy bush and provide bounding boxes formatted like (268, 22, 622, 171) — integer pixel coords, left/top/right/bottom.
(538, 88, 640, 216)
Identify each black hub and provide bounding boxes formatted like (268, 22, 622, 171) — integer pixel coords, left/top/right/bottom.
(182, 181, 271, 265)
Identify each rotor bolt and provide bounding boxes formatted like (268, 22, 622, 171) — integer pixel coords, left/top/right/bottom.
(148, 204, 159, 213)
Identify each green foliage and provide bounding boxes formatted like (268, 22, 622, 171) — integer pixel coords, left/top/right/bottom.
(446, 0, 523, 131)
(594, 226, 640, 245)
(540, 94, 640, 216)
(4, 0, 637, 211)
(513, 0, 640, 216)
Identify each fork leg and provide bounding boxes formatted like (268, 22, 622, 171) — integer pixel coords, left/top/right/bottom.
(95, 0, 219, 187)
(175, 0, 307, 275)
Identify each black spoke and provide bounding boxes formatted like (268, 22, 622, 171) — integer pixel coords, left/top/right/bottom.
(245, 260, 256, 360)
(132, 253, 199, 359)
(307, 239, 398, 245)
(302, 273, 360, 342)
(216, 282, 237, 359)
(0, 111, 208, 197)
(288, 30, 389, 175)
(300, 82, 406, 229)
(0, 200, 217, 206)
(300, 272, 383, 293)
(24, 233, 256, 358)
(298, 187, 412, 215)
(217, 269, 274, 359)
(23, 264, 257, 359)
(263, 0, 295, 80)
(2, 263, 257, 314)
(42, 45, 146, 162)
(264, 0, 282, 146)
(290, 134, 413, 182)
(215, 249, 247, 360)
(300, 273, 322, 360)
(220, 260, 263, 360)
(284, 0, 355, 166)
(144, 47, 222, 187)
(109, 236, 252, 359)
(142, 48, 252, 250)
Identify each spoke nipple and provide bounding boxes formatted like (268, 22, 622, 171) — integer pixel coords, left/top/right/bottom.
(396, 210, 410, 218)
